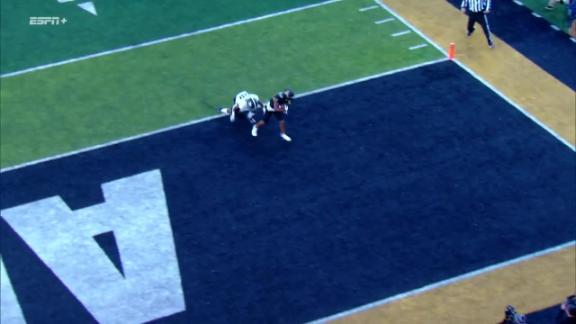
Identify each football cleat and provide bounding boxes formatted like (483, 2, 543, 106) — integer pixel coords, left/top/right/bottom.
(280, 133, 292, 142)
(220, 108, 230, 115)
(251, 126, 258, 137)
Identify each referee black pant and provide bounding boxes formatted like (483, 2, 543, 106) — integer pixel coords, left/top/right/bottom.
(467, 11, 493, 46)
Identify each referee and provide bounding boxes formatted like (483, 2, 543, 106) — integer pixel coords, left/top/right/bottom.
(461, 0, 494, 48)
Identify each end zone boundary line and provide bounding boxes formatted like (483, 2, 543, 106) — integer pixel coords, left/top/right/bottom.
(374, 0, 575, 152)
(0, 58, 448, 173)
(1, 0, 343, 78)
(307, 241, 576, 323)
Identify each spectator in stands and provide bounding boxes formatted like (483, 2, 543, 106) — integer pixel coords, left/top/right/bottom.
(556, 294, 576, 324)
(568, 0, 576, 37)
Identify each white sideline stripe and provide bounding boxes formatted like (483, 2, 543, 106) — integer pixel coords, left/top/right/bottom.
(571, 37, 576, 43)
(0, 0, 343, 78)
(374, 18, 394, 24)
(359, 5, 378, 11)
(550, 24, 560, 31)
(374, 0, 575, 151)
(532, 12, 542, 18)
(308, 241, 576, 323)
(513, 0, 524, 5)
(391, 30, 411, 37)
(409, 44, 428, 50)
(0, 58, 448, 173)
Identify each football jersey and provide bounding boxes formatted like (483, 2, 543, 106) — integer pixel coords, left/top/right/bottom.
(265, 92, 290, 112)
(234, 91, 260, 112)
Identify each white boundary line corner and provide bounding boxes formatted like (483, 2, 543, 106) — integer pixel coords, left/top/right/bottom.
(373, 0, 575, 152)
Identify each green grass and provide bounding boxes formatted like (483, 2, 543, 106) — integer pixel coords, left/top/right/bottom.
(1, 0, 327, 73)
(1, 0, 443, 168)
(519, 0, 571, 33)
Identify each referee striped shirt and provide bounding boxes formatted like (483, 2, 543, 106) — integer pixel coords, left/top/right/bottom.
(461, 0, 491, 12)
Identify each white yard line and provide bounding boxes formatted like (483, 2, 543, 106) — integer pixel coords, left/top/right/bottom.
(374, 18, 394, 24)
(374, 0, 575, 151)
(307, 241, 576, 323)
(409, 44, 428, 50)
(375, 0, 445, 52)
(391, 30, 411, 37)
(1, 0, 343, 78)
(359, 5, 379, 12)
(1, 58, 448, 173)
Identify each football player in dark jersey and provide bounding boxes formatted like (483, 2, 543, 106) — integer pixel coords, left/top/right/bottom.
(251, 89, 294, 142)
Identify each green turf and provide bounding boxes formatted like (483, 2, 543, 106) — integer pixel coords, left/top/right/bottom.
(0, 0, 444, 168)
(1, 0, 327, 74)
(519, 0, 571, 33)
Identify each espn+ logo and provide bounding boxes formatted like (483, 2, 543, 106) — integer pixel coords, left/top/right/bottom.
(29, 17, 67, 25)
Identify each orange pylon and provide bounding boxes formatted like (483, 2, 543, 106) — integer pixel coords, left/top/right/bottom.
(448, 43, 456, 60)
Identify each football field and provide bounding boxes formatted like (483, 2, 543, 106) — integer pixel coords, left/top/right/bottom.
(1, 0, 441, 168)
(1, 0, 575, 323)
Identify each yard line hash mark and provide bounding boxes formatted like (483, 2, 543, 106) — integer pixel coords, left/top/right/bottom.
(375, 18, 394, 24)
(409, 44, 428, 50)
(391, 30, 411, 37)
(358, 5, 378, 11)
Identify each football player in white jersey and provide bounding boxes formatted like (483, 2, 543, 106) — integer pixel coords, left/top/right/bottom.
(220, 91, 263, 125)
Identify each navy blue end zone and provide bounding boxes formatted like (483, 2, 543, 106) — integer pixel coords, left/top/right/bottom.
(1, 61, 575, 323)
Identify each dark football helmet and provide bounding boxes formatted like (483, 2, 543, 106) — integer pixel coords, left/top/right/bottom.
(283, 89, 294, 99)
